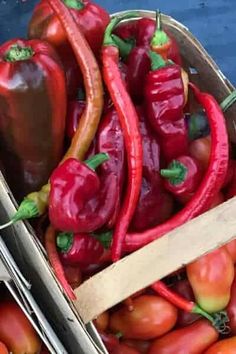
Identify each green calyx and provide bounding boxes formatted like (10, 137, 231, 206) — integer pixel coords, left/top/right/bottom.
(193, 306, 231, 335)
(103, 12, 139, 47)
(161, 160, 187, 185)
(5, 44, 34, 62)
(84, 153, 109, 171)
(92, 231, 113, 249)
(57, 232, 73, 252)
(63, 0, 84, 10)
(151, 10, 170, 47)
(149, 51, 166, 71)
(112, 34, 134, 58)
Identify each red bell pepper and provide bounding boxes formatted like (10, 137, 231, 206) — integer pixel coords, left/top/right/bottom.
(57, 231, 112, 266)
(161, 155, 203, 204)
(28, 0, 109, 98)
(145, 52, 188, 162)
(131, 106, 174, 231)
(49, 153, 117, 233)
(97, 108, 125, 228)
(0, 39, 66, 201)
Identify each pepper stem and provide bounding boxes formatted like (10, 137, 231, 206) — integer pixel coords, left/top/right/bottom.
(103, 12, 139, 47)
(112, 34, 134, 58)
(63, 0, 84, 10)
(5, 44, 34, 62)
(151, 10, 170, 47)
(84, 153, 109, 171)
(149, 51, 166, 71)
(57, 232, 73, 252)
(161, 160, 187, 185)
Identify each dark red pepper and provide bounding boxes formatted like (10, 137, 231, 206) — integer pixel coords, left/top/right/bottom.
(0, 39, 66, 201)
(49, 153, 117, 233)
(66, 98, 86, 140)
(161, 155, 203, 204)
(131, 106, 174, 231)
(56, 231, 111, 266)
(145, 52, 188, 162)
(97, 108, 125, 228)
(28, 0, 109, 98)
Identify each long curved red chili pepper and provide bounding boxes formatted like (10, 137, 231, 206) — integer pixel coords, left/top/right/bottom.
(44, 225, 76, 300)
(124, 83, 229, 252)
(102, 14, 143, 261)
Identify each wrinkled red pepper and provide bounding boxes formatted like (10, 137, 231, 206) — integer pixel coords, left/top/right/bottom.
(161, 155, 203, 204)
(97, 108, 125, 228)
(66, 97, 86, 140)
(28, 0, 109, 97)
(145, 52, 188, 162)
(0, 39, 66, 201)
(49, 153, 117, 233)
(57, 231, 112, 266)
(131, 106, 174, 231)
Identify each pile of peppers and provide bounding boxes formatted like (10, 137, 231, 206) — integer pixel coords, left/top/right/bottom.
(1, 1, 236, 353)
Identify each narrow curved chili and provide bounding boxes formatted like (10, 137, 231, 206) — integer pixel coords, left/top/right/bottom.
(44, 225, 75, 300)
(123, 83, 229, 252)
(0, 0, 104, 230)
(102, 14, 143, 261)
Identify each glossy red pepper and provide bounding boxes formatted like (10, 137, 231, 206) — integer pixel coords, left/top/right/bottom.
(102, 15, 143, 261)
(123, 83, 229, 253)
(148, 319, 219, 354)
(131, 106, 174, 231)
(205, 337, 236, 354)
(49, 153, 117, 233)
(63, 265, 82, 289)
(145, 52, 188, 162)
(161, 155, 203, 204)
(66, 97, 86, 140)
(97, 108, 125, 228)
(28, 0, 109, 98)
(57, 231, 111, 266)
(0, 39, 66, 201)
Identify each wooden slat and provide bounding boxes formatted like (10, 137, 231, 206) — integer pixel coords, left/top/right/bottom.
(74, 197, 236, 323)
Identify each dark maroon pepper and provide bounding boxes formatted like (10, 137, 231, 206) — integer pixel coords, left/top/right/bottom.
(145, 52, 188, 162)
(131, 106, 174, 231)
(66, 99, 86, 140)
(49, 153, 117, 233)
(97, 108, 125, 228)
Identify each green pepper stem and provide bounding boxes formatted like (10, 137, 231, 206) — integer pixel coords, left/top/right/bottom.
(5, 44, 34, 62)
(161, 160, 187, 185)
(84, 153, 109, 170)
(192, 304, 215, 323)
(92, 231, 113, 249)
(57, 232, 73, 252)
(103, 12, 139, 47)
(151, 10, 170, 47)
(63, 0, 84, 10)
(149, 51, 166, 71)
(112, 34, 134, 58)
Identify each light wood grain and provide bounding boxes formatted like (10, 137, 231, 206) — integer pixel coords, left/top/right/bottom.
(73, 197, 236, 323)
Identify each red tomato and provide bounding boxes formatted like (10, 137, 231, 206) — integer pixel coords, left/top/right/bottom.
(148, 319, 218, 354)
(112, 343, 140, 354)
(225, 239, 236, 264)
(204, 337, 236, 353)
(172, 279, 200, 327)
(122, 339, 151, 353)
(189, 135, 211, 171)
(0, 300, 41, 354)
(0, 342, 8, 354)
(93, 311, 109, 332)
(110, 295, 177, 340)
(63, 265, 82, 289)
(187, 247, 234, 313)
(226, 268, 236, 334)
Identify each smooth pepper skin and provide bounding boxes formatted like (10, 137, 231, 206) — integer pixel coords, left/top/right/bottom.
(0, 39, 66, 201)
(187, 247, 234, 313)
(97, 108, 125, 228)
(57, 232, 106, 266)
(145, 62, 188, 162)
(131, 106, 174, 231)
(161, 155, 203, 204)
(28, 0, 109, 98)
(66, 99, 86, 140)
(49, 157, 117, 233)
